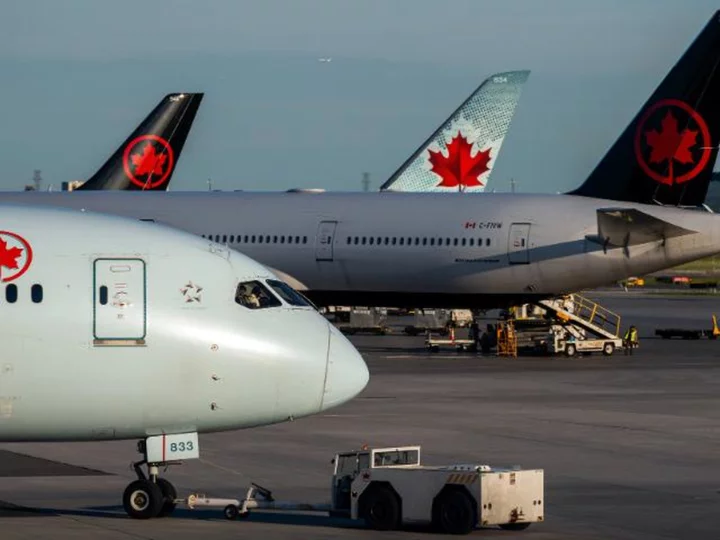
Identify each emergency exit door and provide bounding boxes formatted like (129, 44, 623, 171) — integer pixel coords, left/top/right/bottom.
(315, 221, 337, 261)
(508, 223, 531, 264)
(93, 259, 146, 342)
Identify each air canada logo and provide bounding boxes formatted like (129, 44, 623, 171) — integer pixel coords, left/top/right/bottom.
(634, 99, 711, 186)
(428, 132, 492, 189)
(122, 135, 175, 189)
(0, 231, 33, 283)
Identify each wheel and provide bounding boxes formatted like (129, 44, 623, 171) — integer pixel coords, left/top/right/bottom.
(565, 343, 577, 357)
(123, 479, 164, 519)
(156, 478, 177, 517)
(602, 342, 615, 356)
(499, 522, 531, 531)
(224, 504, 240, 520)
(360, 486, 400, 531)
(434, 489, 475, 535)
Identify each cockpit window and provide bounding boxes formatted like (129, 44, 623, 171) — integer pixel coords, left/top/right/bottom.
(235, 280, 282, 309)
(266, 279, 311, 307)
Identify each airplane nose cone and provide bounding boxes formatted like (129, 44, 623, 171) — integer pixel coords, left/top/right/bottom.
(321, 327, 369, 411)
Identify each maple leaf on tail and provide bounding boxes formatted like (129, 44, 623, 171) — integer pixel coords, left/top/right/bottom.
(428, 133, 491, 188)
(645, 111, 698, 169)
(130, 143, 168, 177)
(0, 239, 22, 271)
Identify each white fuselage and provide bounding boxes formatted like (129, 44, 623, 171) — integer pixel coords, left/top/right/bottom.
(2, 191, 719, 308)
(0, 206, 367, 442)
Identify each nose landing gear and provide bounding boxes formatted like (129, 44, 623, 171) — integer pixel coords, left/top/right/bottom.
(123, 434, 198, 519)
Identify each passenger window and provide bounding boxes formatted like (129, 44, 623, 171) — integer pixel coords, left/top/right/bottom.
(462, 238, 467, 246)
(399, 238, 404, 246)
(287, 236, 293, 244)
(384, 238, 389, 245)
(478, 237, 483, 246)
(422, 238, 427, 246)
(280, 236, 285, 244)
(392, 237, 396, 245)
(99, 285, 108, 305)
(31, 284, 43, 303)
(235, 280, 282, 309)
(258, 236, 264, 244)
(430, 238, 435, 246)
(273, 236, 278, 243)
(303, 236, 308, 244)
(266, 235, 271, 243)
(446, 238, 451, 246)
(486, 238, 491, 246)
(361, 237, 367, 245)
(454, 238, 459, 246)
(369, 237, 374, 245)
(296, 236, 301, 244)
(5, 284, 17, 303)
(222, 235, 227, 243)
(415, 238, 420, 245)
(266, 279, 311, 307)
(347, 237, 351, 244)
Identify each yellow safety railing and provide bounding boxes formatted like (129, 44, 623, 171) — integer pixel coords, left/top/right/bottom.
(497, 320, 518, 357)
(570, 295, 621, 337)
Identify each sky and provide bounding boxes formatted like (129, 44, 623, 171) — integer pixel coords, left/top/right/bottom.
(0, 0, 717, 193)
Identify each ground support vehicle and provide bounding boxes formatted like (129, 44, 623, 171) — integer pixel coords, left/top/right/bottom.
(180, 446, 544, 535)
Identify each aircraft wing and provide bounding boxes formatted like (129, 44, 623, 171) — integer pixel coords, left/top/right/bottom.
(594, 208, 697, 247)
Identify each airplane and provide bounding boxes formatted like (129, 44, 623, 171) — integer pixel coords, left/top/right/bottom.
(379, 70, 529, 193)
(75, 92, 203, 190)
(0, 205, 368, 519)
(2, 12, 720, 310)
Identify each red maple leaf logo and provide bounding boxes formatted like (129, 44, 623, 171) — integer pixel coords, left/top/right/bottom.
(645, 111, 698, 179)
(130, 143, 167, 177)
(0, 239, 23, 272)
(428, 133, 491, 189)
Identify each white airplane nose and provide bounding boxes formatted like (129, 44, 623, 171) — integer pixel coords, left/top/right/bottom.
(321, 328, 369, 411)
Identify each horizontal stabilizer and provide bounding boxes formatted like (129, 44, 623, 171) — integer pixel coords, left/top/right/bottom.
(592, 208, 697, 247)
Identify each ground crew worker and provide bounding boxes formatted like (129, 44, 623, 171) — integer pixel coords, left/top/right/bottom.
(470, 320, 480, 352)
(623, 325, 639, 355)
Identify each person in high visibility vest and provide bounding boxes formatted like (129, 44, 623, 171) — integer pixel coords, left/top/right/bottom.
(623, 325, 638, 355)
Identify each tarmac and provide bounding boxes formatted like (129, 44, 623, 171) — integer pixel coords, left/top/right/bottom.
(1, 292, 719, 539)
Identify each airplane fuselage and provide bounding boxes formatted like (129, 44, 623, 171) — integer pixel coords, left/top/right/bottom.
(0, 206, 367, 442)
(4, 191, 720, 308)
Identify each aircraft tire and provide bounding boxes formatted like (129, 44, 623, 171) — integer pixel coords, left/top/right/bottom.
(156, 478, 177, 517)
(123, 479, 164, 519)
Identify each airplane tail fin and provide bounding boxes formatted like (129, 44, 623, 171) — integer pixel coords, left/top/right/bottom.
(379, 70, 529, 193)
(570, 12, 720, 207)
(77, 93, 203, 191)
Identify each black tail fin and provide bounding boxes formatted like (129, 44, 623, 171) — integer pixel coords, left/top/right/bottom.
(570, 12, 720, 207)
(77, 93, 203, 191)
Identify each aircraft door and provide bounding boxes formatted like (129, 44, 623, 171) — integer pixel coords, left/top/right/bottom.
(508, 223, 531, 264)
(315, 221, 337, 261)
(93, 259, 147, 342)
